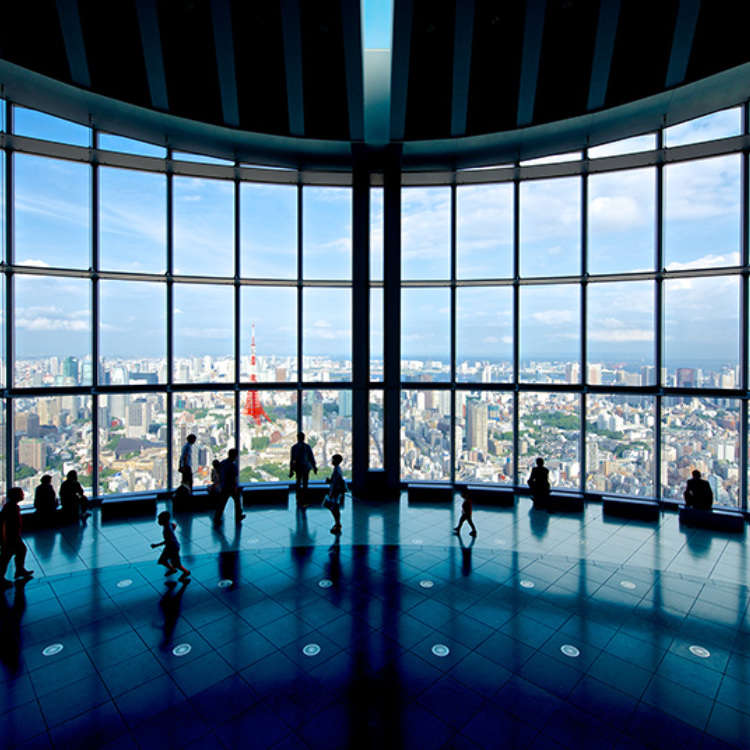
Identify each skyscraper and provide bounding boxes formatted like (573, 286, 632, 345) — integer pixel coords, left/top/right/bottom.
(466, 399, 488, 453)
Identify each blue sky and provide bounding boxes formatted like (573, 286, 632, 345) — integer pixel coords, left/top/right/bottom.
(5, 104, 746, 371)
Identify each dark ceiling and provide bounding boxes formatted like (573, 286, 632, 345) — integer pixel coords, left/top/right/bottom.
(0, 0, 749, 165)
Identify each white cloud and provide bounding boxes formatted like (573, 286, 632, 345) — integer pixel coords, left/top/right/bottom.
(16, 259, 51, 268)
(531, 309, 576, 325)
(16, 317, 88, 332)
(589, 328, 654, 342)
(665, 252, 740, 271)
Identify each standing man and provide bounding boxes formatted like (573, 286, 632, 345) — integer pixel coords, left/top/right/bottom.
(0, 488, 33, 589)
(289, 433, 317, 507)
(179, 434, 197, 492)
(213, 448, 245, 526)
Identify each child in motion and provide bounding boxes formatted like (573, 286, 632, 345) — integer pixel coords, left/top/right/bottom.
(151, 511, 190, 581)
(324, 454, 347, 535)
(454, 495, 477, 537)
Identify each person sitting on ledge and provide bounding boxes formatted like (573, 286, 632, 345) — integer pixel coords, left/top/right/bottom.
(34, 475, 58, 523)
(60, 470, 90, 523)
(528, 457, 550, 505)
(684, 469, 713, 510)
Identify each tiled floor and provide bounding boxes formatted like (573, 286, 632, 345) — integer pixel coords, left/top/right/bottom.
(1, 494, 749, 749)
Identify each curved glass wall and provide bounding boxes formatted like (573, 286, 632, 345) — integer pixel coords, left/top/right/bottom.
(3, 101, 749, 509)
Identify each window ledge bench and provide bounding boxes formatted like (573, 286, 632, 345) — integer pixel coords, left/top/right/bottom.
(679, 506, 745, 533)
(603, 496, 660, 522)
(407, 483, 454, 503)
(543, 492, 584, 513)
(101, 491, 165, 520)
(463, 485, 515, 506)
(242, 483, 290, 507)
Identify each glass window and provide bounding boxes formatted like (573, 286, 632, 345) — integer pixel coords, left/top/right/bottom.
(302, 288, 352, 381)
(519, 392, 580, 490)
(520, 152, 581, 166)
(586, 394, 654, 496)
(98, 134, 166, 158)
(0, 401, 4, 499)
(369, 390, 384, 470)
(0, 152, 4, 264)
(302, 187, 352, 280)
(173, 284, 234, 383)
(14, 275, 91, 387)
(457, 184, 513, 279)
(302, 390, 352, 478)
(456, 286, 513, 383)
(401, 389, 451, 481)
(587, 281, 655, 384)
(173, 151, 234, 166)
(664, 276, 740, 388)
(664, 155, 741, 269)
(664, 107, 742, 148)
(98, 393, 167, 496)
(14, 395, 92, 506)
(588, 134, 657, 158)
(240, 390, 297, 483)
(173, 177, 234, 276)
(99, 167, 166, 273)
(240, 183, 297, 279)
(520, 176, 581, 277)
(456, 391, 513, 484)
(402, 187, 451, 280)
(370, 287, 383, 382)
(520, 284, 580, 384)
(173, 392, 234, 488)
(240, 287, 297, 382)
(662, 397, 740, 507)
(402, 288, 450, 382)
(14, 154, 90, 268)
(99, 281, 166, 383)
(371, 187, 383, 281)
(588, 168, 655, 274)
(13, 106, 90, 147)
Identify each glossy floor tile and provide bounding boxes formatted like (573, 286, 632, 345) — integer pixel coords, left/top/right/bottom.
(1, 493, 749, 748)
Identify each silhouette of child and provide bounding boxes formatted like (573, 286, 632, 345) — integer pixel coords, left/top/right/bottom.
(0, 488, 33, 588)
(324, 454, 346, 535)
(454, 496, 477, 537)
(151, 511, 190, 581)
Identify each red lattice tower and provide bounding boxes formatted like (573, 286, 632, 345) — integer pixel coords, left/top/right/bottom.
(244, 323, 272, 425)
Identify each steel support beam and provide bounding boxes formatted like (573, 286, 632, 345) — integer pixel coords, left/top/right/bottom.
(210, 0, 240, 128)
(587, 0, 621, 111)
(450, 0, 475, 137)
(281, 0, 305, 137)
(517, 0, 547, 127)
(341, 0, 365, 142)
(666, 0, 701, 89)
(56, 0, 91, 88)
(390, 0, 414, 142)
(134, 0, 169, 111)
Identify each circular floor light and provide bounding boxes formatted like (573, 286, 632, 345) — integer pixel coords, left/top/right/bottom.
(520, 580, 535, 589)
(42, 643, 64, 657)
(411, 539, 423, 545)
(419, 580, 434, 589)
(431, 644, 450, 657)
(172, 643, 192, 657)
(318, 579, 333, 589)
(689, 645, 711, 659)
(560, 644, 580, 658)
(218, 579, 233, 589)
(303, 643, 321, 657)
(620, 580, 637, 590)
(116, 579, 133, 589)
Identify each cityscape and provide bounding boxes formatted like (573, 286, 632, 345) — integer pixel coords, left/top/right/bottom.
(9, 353, 741, 508)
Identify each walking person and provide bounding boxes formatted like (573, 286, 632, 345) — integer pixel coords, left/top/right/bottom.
(454, 495, 477, 537)
(208, 459, 222, 502)
(151, 511, 190, 581)
(0, 488, 33, 589)
(60, 470, 90, 523)
(324, 454, 346, 535)
(213, 449, 245, 526)
(179, 434, 197, 493)
(289, 432, 317, 507)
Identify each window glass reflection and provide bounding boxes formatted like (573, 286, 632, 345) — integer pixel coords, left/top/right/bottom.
(519, 392, 580, 490)
(664, 108, 742, 148)
(371, 187, 383, 281)
(98, 133, 166, 158)
(401, 389, 451, 481)
(520, 176, 580, 277)
(98, 393, 166, 496)
(14, 106, 90, 146)
(588, 134, 656, 158)
(14, 154, 90, 268)
(456, 391, 513, 484)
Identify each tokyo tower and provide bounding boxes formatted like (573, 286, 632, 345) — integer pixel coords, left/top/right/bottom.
(244, 323, 272, 425)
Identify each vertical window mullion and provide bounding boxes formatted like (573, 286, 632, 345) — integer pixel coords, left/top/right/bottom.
(512, 173, 520, 487)
(91, 128, 99, 497)
(580, 159, 588, 494)
(655, 128, 664, 501)
(166, 149, 174, 491)
(234, 167, 241, 458)
(741, 102, 749, 511)
(450, 183, 457, 484)
(5, 101, 13, 494)
(297, 182, 303, 431)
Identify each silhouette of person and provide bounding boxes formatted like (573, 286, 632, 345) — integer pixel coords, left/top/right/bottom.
(213, 449, 245, 526)
(0, 578, 29, 676)
(60, 470, 90, 523)
(179, 434, 197, 492)
(289, 432, 317, 507)
(0, 488, 33, 588)
(324, 454, 346, 535)
(457, 530, 475, 576)
(151, 511, 190, 581)
(528, 457, 550, 505)
(454, 495, 477, 537)
(684, 469, 713, 510)
(158, 579, 189, 652)
(209, 459, 222, 500)
(34, 475, 58, 525)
